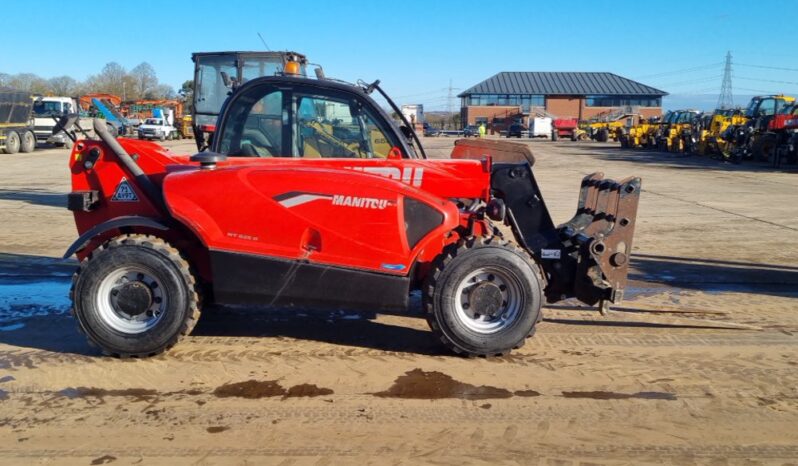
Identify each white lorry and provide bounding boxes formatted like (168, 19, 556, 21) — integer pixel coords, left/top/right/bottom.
(137, 109, 179, 141)
(32, 96, 82, 148)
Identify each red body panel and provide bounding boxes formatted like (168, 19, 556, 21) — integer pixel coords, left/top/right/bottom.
(69, 139, 490, 278)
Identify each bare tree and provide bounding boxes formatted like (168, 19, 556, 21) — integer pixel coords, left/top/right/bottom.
(90, 62, 128, 97)
(130, 62, 158, 99)
(146, 84, 176, 100)
(48, 76, 78, 95)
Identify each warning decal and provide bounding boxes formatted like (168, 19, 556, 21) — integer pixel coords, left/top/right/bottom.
(111, 178, 139, 202)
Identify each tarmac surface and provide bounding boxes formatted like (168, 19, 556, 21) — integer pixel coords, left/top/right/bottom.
(1, 136, 797, 464)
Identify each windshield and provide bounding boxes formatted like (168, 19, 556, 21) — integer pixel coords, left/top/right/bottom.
(33, 101, 63, 116)
(194, 55, 237, 116)
(144, 118, 163, 125)
(241, 56, 298, 83)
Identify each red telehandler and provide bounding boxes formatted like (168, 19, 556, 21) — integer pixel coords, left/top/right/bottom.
(64, 59, 641, 358)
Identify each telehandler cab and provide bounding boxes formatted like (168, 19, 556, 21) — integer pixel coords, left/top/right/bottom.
(65, 60, 641, 358)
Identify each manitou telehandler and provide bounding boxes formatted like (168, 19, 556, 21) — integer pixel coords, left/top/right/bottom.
(63, 58, 641, 358)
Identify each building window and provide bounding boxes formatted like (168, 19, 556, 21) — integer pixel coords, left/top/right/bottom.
(465, 94, 544, 109)
(585, 95, 662, 107)
(475, 117, 488, 125)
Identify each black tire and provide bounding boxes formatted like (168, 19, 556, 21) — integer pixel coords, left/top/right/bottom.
(4, 131, 20, 154)
(159, 134, 166, 142)
(423, 238, 543, 357)
(551, 130, 559, 142)
(70, 234, 201, 357)
(596, 128, 609, 143)
(20, 131, 35, 153)
(751, 133, 778, 162)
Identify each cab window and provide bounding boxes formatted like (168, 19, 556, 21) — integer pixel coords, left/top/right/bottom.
(293, 92, 393, 158)
(757, 98, 776, 117)
(218, 88, 283, 157)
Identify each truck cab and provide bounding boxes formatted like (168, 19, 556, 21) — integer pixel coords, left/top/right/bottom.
(33, 96, 78, 147)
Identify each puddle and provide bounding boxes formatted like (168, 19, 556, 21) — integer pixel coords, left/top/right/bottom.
(206, 426, 230, 434)
(561, 390, 677, 401)
(213, 380, 334, 399)
(0, 279, 71, 324)
(59, 387, 158, 402)
(374, 369, 513, 400)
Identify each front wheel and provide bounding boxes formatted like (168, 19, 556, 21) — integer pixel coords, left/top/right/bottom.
(70, 235, 201, 357)
(423, 238, 543, 356)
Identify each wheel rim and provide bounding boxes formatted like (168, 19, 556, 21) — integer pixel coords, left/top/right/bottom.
(96, 266, 167, 334)
(453, 266, 524, 334)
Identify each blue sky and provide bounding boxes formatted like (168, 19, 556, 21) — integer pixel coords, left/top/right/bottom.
(3, 0, 798, 111)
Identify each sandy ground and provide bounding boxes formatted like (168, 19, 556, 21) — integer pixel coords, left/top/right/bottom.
(0, 137, 797, 465)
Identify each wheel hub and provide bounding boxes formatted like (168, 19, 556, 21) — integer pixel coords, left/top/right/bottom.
(468, 282, 504, 318)
(114, 281, 153, 316)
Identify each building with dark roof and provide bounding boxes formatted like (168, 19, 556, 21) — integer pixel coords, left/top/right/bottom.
(458, 71, 667, 129)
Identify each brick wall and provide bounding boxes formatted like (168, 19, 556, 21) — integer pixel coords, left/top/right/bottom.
(545, 96, 581, 119)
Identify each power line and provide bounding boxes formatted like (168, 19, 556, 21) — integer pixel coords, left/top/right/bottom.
(634, 63, 724, 80)
(654, 75, 723, 88)
(736, 63, 798, 73)
(735, 76, 798, 86)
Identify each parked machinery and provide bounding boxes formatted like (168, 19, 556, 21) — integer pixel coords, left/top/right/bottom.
(774, 110, 798, 166)
(690, 109, 746, 156)
(656, 110, 700, 153)
(0, 88, 37, 154)
(757, 102, 798, 165)
(579, 113, 640, 143)
(620, 115, 663, 149)
(720, 95, 795, 162)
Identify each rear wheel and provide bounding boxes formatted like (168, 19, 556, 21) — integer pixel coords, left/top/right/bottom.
(20, 131, 35, 153)
(596, 128, 609, 142)
(70, 234, 201, 357)
(423, 238, 543, 357)
(4, 132, 20, 154)
(752, 133, 778, 162)
(551, 130, 559, 141)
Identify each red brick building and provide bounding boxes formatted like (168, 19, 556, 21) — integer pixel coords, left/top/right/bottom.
(459, 72, 667, 130)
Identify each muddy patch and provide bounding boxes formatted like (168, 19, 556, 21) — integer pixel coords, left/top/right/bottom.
(562, 390, 677, 401)
(59, 387, 158, 403)
(206, 425, 230, 434)
(374, 369, 513, 400)
(214, 380, 334, 399)
(284, 383, 334, 398)
(514, 389, 541, 397)
(90, 454, 117, 465)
